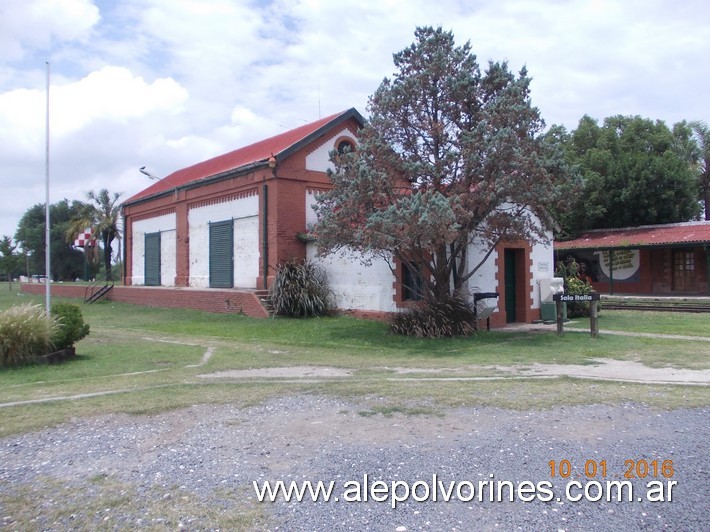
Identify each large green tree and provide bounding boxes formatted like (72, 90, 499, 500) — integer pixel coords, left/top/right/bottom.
(0, 236, 23, 288)
(314, 27, 570, 303)
(15, 200, 86, 281)
(66, 189, 122, 280)
(557, 115, 700, 235)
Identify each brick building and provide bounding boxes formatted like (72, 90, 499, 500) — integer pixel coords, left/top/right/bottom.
(122, 108, 556, 326)
(555, 221, 710, 295)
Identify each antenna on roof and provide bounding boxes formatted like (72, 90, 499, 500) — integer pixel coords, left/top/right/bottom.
(317, 75, 321, 119)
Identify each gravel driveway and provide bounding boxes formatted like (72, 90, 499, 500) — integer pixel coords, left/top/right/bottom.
(0, 395, 707, 531)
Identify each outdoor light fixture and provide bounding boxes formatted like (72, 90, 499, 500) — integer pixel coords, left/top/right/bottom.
(139, 166, 160, 180)
(268, 154, 277, 168)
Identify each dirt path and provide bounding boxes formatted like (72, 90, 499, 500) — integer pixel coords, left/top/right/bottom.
(199, 357, 710, 385)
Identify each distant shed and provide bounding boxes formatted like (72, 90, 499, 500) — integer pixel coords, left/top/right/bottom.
(554, 221, 710, 295)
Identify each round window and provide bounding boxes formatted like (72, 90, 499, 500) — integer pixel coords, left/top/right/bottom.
(337, 140, 355, 154)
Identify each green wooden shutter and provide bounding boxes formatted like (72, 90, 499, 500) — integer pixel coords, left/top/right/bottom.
(144, 232, 161, 286)
(209, 220, 234, 288)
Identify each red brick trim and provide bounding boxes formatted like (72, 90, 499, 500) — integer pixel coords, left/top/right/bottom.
(341, 309, 392, 322)
(131, 208, 176, 223)
(306, 187, 332, 195)
(391, 256, 427, 309)
(189, 189, 258, 210)
(334, 134, 357, 150)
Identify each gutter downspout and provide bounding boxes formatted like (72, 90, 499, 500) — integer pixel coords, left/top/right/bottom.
(262, 183, 268, 289)
(122, 211, 127, 284)
(262, 154, 277, 290)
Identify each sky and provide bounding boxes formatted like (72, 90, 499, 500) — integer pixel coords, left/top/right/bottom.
(0, 0, 708, 242)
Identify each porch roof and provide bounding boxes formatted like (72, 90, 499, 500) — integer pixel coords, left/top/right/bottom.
(555, 221, 710, 251)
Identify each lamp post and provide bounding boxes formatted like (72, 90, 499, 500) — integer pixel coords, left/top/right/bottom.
(139, 166, 160, 180)
(44, 61, 51, 314)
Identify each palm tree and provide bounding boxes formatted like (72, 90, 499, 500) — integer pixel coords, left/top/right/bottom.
(691, 121, 710, 220)
(66, 189, 122, 280)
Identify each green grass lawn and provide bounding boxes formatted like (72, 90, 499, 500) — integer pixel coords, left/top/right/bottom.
(0, 283, 708, 436)
(566, 309, 710, 337)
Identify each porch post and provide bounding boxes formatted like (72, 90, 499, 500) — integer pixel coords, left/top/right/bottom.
(609, 249, 615, 295)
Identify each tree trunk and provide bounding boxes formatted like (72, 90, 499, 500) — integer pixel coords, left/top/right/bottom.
(430, 246, 453, 302)
(103, 236, 113, 281)
(705, 184, 710, 221)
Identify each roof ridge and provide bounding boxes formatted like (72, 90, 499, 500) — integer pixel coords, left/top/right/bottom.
(124, 108, 363, 205)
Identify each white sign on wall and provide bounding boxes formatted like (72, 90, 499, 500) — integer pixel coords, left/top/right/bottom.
(593, 249, 640, 281)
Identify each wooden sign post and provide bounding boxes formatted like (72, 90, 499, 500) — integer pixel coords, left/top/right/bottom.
(553, 293, 601, 337)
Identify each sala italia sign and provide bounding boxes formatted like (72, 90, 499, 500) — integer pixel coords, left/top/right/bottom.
(553, 293, 601, 302)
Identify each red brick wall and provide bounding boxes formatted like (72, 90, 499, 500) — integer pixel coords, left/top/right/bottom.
(175, 202, 190, 287)
(270, 177, 307, 265)
(21, 284, 269, 317)
(590, 246, 708, 295)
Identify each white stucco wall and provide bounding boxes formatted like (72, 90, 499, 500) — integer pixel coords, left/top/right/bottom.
(307, 244, 397, 313)
(466, 239, 499, 295)
(306, 190, 396, 312)
(305, 190, 320, 226)
(233, 215, 260, 287)
(306, 191, 555, 318)
(189, 194, 259, 288)
(131, 213, 177, 286)
(305, 128, 357, 172)
(464, 238, 500, 315)
(529, 231, 554, 309)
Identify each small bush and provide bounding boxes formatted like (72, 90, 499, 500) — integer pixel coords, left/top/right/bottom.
(555, 260, 601, 319)
(565, 276, 595, 318)
(51, 302, 90, 350)
(0, 304, 57, 367)
(269, 260, 334, 318)
(389, 296, 477, 338)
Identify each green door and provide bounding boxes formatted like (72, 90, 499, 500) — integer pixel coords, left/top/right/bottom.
(504, 249, 517, 323)
(209, 220, 234, 288)
(144, 232, 161, 286)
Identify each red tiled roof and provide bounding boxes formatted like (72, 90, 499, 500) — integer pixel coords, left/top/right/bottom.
(125, 108, 363, 204)
(555, 221, 710, 250)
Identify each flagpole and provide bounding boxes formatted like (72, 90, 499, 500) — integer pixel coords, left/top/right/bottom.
(45, 61, 51, 314)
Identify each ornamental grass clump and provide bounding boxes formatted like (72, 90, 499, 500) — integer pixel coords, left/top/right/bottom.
(0, 304, 57, 368)
(269, 260, 334, 318)
(389, 295, 477, 338)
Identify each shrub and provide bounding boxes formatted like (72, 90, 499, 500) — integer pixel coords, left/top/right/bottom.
(269, 260, 334, 318)
(555, 259, 601, 319)
(389, 295, 477, 338)
(51, 302, 90, 350)
(565, 276, 595, 318)
(0, 304, 57, 367)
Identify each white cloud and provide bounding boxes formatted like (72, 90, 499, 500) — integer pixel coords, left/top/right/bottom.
(0, 0, 709, 240)
(0, 66, 188, 152)
(54, 66, 188, 132)
(0, 0, 100, 61)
